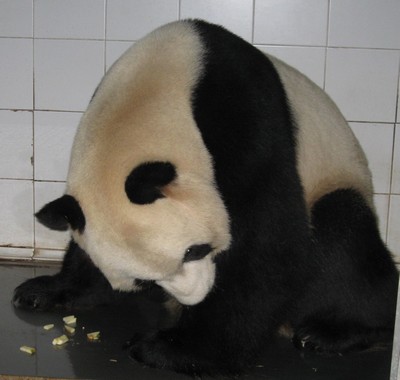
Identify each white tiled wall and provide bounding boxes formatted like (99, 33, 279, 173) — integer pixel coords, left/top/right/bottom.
(1, 0, 400, 262)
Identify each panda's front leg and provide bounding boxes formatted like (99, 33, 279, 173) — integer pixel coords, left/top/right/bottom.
(127, 328, 208, 374)
(126, 313, 232, 376)
(13, 239, 114, 310)
(126, 258, 232, 375)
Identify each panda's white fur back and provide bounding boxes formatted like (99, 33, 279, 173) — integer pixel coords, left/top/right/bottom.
(268, 55, 374, 212)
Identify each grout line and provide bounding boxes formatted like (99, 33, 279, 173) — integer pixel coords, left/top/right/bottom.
(385, 125, 396, 242)
(0, 245, 66, 252)
(325, 0, 331, 47)
(3, 35, 399, 51)
(323, 0, 331, 90)
(32, 0, 35, 110)
(32, 0, 35, 259)
(104, 0, 108, 73)
(31, 0, 34, 38)
(4, 32, 400, 51)
(386, 55, 400, 242)
(394, 53, 400, 124)
(251, 0, 256, 44)
(32, 110, 36, 256)
(0, 108, 84, 114)
(0, 177, 34, 181)
(346, 120, 397, 125)
(254, 42, 400, 53)
(0, 178, 66, 182)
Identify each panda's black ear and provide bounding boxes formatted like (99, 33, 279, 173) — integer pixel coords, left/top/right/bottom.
(125, 161, 176, 205)
(35, 195, 86, 233)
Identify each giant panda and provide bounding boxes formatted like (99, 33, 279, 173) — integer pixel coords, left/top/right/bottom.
(13, 20, 399, 375)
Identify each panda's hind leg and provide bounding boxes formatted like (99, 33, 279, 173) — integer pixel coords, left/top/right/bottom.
(293, 188, 398, 354)
(292, 315, 394, 354)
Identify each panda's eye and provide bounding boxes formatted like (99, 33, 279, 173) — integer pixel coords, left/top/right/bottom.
(183, 244, 212, 262)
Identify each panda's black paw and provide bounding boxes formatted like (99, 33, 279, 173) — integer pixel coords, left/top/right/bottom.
(293, 325, 335, 354)
(293, 320, 371, 355)
(13, 276, 61, 310)
(127, 329, 202, 374)
(127, 330, 177, 367)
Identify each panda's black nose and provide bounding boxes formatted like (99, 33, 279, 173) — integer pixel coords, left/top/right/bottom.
(183, 244, 212, 262)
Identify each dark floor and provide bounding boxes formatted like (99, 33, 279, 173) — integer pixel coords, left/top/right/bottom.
(0, 264, 394, 380)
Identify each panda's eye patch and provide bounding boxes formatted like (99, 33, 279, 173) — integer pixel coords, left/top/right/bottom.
(125, 161, 176, 205)
(183, 244, 213, 262)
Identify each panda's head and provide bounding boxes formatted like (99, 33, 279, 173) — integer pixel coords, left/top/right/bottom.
(36, 21, 231, 305)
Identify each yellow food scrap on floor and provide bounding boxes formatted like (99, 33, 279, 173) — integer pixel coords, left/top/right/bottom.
(62, 315, 77, 327)
(87, 331, 100, 341)
(64, 324, 75, 334)
(52, 334, 69, 346)
(20, 345, 36, 355)
(43, 323, 54, 330)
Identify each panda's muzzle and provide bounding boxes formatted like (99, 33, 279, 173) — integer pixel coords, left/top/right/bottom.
(183, 244, 212, 263)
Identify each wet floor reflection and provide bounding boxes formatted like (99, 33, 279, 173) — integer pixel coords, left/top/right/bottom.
(0, 265, 393, 380)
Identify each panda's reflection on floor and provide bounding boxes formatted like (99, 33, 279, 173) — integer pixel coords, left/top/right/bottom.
(8, 266, 393, 380)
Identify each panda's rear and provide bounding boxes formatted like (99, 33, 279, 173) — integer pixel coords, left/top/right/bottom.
(270, 55, 374, 211)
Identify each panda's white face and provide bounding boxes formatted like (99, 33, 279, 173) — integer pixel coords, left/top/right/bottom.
(37, 21, 231, 305)
(67, 160, 230, 305)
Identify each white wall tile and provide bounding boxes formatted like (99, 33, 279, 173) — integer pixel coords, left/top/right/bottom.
(325, 49, 399, 123)
(181, 0, 253, 42)
(34, 39, 104, 111)
(0, 1, 400, 262)
(33, 248, 65, 261)
(391, 124, 400, 194)
(35, 0, 105, 40)
(387, 195, 400, 261)
(34, 111, 80, 181)
(0, 111, 32, 179)
(374, 194, 389, 242)
(254, 0, 328, 46)
(106, 41, 133, 71)
(0, 180, 33, 247)
(397, 77, 400, 123)
(34, 181, 69, 250)
(0, 247, 33, 259)
(0, 38, 33, 110)
(107, 0, 178, 41)
(329, 0, 400, 49)
(0, 0, 32, 37)
(350, 123, 394, 194)
(257, 46, 325, 88)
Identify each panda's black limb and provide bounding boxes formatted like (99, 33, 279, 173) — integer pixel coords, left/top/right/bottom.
(12, 240, 115, 310)
(292, 188, 398, 355)
(292, 319, 393, 355)
(126, 325, 248, 376)
(127, 329, 218, 375)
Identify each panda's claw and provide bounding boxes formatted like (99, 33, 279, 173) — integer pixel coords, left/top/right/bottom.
(293, 320, 378, 356)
